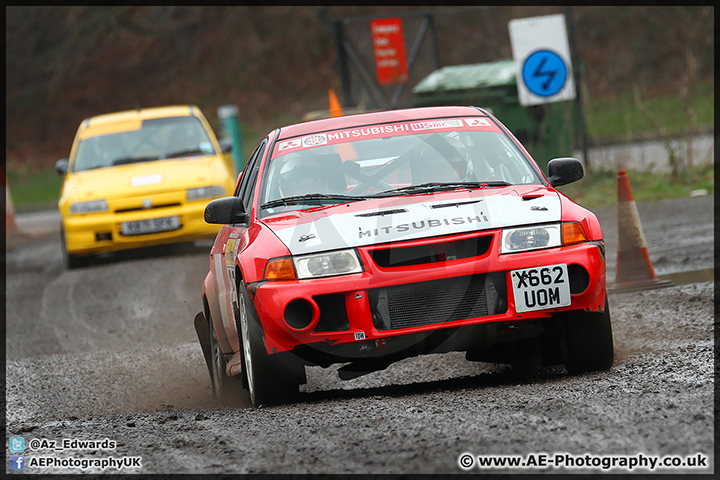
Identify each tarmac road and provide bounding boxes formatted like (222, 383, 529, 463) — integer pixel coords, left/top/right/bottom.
(4, 194, 714, 474)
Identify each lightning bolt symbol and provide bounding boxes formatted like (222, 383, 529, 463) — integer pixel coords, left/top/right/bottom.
(533, 56, 556, 91)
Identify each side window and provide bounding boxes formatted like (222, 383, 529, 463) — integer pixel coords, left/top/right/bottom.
(235, 141, 265, 198)
(240, 141, 267, 212)
(234, 157, 253, 197)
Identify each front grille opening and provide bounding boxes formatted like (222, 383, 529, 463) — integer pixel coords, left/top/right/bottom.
(313, 294, 350, 332)
(568, 264, 590, 294)
(115, 202, 181, 214)
(369, 272, 507, 330)
(95, 232, 112, 242)
(370, 235, 491, 268)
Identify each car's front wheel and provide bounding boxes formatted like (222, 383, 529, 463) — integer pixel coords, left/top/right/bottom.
(61, 227, 90, 269)
(561, 300, 614, 374)
(237, 281, 301, 407)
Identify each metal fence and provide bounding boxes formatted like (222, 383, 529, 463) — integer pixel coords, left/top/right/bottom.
(335, 10, 442, 111)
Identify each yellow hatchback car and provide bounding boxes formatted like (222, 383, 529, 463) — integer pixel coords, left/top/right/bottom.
(55, 105, 237, 268)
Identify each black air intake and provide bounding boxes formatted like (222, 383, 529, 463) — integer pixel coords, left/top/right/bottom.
(369, 272, 506, 330)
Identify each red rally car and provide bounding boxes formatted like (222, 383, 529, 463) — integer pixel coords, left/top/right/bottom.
(194, 106, 613, 407)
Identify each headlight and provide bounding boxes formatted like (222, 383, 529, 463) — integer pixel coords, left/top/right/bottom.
(294, 249, 363, 279)
(501, 223, 561, 253)
(187, 185, 226, 201)
(69, 199, 108, 214)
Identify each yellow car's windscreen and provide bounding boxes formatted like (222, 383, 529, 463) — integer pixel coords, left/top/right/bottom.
(72, 116, 215, 172)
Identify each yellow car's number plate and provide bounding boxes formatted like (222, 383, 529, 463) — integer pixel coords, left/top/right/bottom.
(121, 216, 180, 236)
(511, 263, 571, 313)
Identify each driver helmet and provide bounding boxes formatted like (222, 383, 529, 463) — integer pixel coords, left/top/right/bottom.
(278, 156, 325, 197)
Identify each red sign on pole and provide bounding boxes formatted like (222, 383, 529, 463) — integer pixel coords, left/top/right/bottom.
(370, 18, 409, 85)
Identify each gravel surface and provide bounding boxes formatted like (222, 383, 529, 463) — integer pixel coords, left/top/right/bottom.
(4, 195, 715, 475)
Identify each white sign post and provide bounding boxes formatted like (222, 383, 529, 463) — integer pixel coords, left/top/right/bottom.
(508, 14, 576, 107)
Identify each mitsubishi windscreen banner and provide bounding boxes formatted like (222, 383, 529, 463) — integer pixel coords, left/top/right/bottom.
(370, 17, 409, 85)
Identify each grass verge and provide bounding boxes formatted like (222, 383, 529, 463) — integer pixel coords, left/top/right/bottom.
(584, 81, 713, 139)
(7, 165, 63, 213)
(557, 164, 714, 210)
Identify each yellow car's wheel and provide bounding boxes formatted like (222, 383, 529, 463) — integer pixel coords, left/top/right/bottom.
(60, 226, 89, 270)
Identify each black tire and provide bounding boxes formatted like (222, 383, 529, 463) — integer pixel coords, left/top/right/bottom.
(237, 281, 301, 407)
(562, 300, 614, 374)
(61, 226, 90, 269)
(208, 311, 242, 404)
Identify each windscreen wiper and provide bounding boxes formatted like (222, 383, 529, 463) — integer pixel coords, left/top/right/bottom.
(111, 155, 161, 166)
(165, 148, 208, 158)
(375, 181, 512, 197)
(261, 193, 370, 209)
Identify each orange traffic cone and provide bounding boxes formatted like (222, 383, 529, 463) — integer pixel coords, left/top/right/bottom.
(329, 88, 344, 117)
(609, 170, 673, 293)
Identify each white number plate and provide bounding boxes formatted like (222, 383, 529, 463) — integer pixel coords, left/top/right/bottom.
(121, 216, 180, 236)
(511, 263, 571, 313)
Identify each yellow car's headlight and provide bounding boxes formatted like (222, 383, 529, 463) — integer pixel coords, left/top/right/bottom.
(187, 185, 226, 201)
(69, 199, 108, 215)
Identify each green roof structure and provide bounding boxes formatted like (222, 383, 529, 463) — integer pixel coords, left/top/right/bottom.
(413, 59, 517, 93)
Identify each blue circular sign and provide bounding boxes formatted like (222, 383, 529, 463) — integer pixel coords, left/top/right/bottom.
(521, 49, 568, 97)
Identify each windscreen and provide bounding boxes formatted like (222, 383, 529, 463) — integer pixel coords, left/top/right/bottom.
(259, 116, 544, 216)
(72, 116, 215, 172)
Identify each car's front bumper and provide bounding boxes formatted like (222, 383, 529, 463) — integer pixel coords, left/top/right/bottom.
(247, 229, 606, 357)
(62, 200, 220, 256)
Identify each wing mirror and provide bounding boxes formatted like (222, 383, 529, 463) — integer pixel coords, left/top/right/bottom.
(55, 158, 69, 175)
(218, 138, 233, 154)
(204, 196, 248, 225)
(547, 157, 584, 187)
